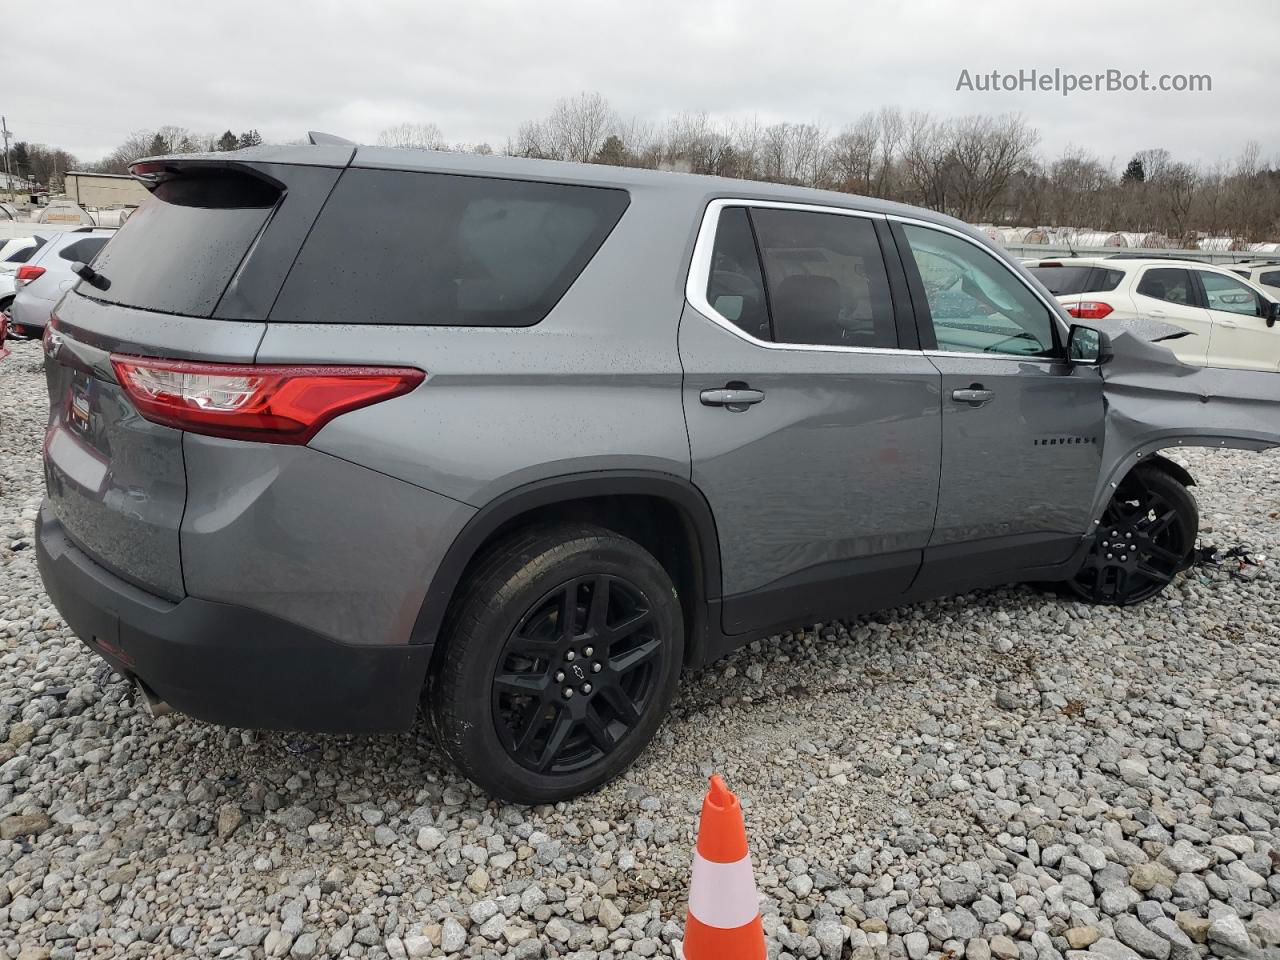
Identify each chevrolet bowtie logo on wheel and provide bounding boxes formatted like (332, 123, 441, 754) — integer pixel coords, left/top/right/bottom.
(571, 663, 586, 681)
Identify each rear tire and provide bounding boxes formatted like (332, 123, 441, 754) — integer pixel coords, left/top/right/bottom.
(429, 524, 684, 804)
(1068, 466, 1198, 605)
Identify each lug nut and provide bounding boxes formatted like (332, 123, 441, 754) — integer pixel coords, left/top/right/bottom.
(565, 650, 576, 662)
(591, 662, 602, 673)
(1106, 553, 1114, 560)
(554, 671, 565, 682)
(583, 646, 594, 657)
(582, 683, 593, 694)
(1125, 533, 1133, 539)
(1102, 541, 1110, 547)
(562, 688, 574, 700)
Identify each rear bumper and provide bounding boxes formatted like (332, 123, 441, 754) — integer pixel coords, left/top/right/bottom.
(10, 291, 52, 336)
(37, 503, 431, 733)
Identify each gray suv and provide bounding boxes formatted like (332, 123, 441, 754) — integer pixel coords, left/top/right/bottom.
(35, 140, 1256, 803)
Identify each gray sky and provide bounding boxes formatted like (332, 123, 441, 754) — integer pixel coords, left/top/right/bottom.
(11, 0, 1279, 169)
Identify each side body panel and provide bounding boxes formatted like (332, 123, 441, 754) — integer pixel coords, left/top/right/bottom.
(181, 437, 475, 647)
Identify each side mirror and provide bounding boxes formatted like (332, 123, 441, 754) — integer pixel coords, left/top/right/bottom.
(1068, 324, 1114, 364)
(1268, 301, 1280, 328)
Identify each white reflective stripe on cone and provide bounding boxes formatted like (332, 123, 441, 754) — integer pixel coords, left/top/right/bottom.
(688, 852, 759, 929)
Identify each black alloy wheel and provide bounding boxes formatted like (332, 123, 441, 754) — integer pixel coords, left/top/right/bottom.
(493, 574, 661, 775)
(430, 524, 683, 804)
(1069, 466, 1198, 605)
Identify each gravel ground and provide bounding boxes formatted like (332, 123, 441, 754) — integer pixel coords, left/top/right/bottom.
(2, 335, 1279, 960)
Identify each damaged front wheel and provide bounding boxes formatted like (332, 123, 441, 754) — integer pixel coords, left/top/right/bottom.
(1069, 467, 1199, 606)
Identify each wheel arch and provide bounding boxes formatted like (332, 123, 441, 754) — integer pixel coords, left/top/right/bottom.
(412, 471, 724, 666)
(1091, 432, 1276, 525)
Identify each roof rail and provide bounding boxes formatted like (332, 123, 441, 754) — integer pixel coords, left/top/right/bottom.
(307, 131, 355, 146)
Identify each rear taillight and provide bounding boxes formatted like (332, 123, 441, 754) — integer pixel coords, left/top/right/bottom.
(109, 355, 425, 444)
(15, 265, 45, 286)
(1065, 301, 1114, 320)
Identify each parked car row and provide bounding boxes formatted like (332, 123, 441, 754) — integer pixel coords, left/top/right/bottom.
(1026, 257, 1280, 371)
(2, 228, 113, 340)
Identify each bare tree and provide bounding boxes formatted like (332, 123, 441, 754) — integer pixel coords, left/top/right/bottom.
(546, 92, 614, 163)
(828, 113, 879, 193)
(377, 122, 447, 151)
(948, 113, 1039, 221)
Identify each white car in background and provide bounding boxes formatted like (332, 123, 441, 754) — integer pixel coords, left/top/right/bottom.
(0, 236, 43, 316)
(1026, 257, 1280, 371)
(1225, 260, 1280, 299)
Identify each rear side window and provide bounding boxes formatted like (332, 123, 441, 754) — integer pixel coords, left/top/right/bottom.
(271, 170, 629, 326)
(705, 207, 770, 340)
(1136, 268, 1195, 305)
(1095, 268, 1124, 292)
(58, 237, 108, 264)
(749, 208, 896, 349)
(85, 170, 280, 316)
(1262, 270, 1280, 287)
(4, 239, 41, 264)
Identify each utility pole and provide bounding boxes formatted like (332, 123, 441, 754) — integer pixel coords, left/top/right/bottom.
(0, 116, 13, 204)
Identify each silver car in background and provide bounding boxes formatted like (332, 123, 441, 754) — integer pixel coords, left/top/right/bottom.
(9, 228, 113, 338)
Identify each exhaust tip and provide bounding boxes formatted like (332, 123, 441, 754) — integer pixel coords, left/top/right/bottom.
(134, 679, 172, 718)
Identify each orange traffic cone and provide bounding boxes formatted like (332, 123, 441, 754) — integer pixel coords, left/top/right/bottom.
(682, 775, 766, 960)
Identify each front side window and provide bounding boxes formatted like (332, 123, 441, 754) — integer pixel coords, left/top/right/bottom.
(750, 208, 896, 349)
(1197, 271, 1265, 317)
(705, 207, 770, 340)
(1135, 268, 1195, 306)
(900, 224, 1057, 356)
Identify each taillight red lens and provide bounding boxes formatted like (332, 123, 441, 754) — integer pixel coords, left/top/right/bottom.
(16, 265, 45, 285)
(109, 355, 425, 444)
(1065, 301, 1114, 320)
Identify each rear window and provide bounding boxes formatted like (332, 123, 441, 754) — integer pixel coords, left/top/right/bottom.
(270, 169, 629, 326)
(1029, 264, 1100, 295)
(85, 170, 280, 316)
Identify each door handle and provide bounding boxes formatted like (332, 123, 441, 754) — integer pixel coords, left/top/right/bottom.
(700, 387, 765, 410)
(1219, 319, 1238, 328)
(1149, 309, 1167, 317)
(951, 386, 994, 406)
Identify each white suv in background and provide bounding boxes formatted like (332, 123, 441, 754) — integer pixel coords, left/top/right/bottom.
(1026, 257, 1280, 371)
(1225, 260, 1280, 298)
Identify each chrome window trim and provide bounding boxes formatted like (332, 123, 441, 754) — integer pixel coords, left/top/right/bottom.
(685, 198, 912, 356)
(887, 214, 1072, 355)
(685, 199, 1075, 362)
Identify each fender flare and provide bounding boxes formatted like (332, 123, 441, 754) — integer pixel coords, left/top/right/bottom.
(1090, 434, 1274, 525)
(410, 470, 724, 649)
